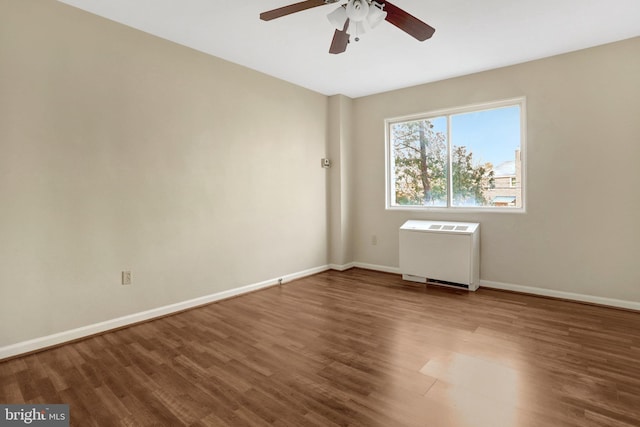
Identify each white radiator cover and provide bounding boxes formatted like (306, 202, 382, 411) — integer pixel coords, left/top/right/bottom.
(399, 220, 480, 291)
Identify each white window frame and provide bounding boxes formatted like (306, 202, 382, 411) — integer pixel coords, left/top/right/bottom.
(385, 97, 527, 213)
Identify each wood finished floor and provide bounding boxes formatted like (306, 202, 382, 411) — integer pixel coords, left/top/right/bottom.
(2, 268, 640, 426)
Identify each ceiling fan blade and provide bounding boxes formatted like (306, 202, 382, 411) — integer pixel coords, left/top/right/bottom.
(383, 1, 435, 41)
(329, 18, 350, 54)
(260, 0, 334, 21)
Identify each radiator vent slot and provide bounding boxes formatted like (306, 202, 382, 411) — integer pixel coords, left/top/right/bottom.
(428, 278, 469, 289)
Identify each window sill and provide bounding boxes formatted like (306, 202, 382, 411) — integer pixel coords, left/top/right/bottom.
(386, 205, 526, 214)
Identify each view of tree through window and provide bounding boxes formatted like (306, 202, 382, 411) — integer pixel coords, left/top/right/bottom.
(387, 99, 524, 210)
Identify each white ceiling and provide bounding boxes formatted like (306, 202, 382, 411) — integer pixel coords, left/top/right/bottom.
(57, 0, 640, 98)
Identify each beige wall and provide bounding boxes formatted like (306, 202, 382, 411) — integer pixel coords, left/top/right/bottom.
(2, 0, 639, 350)
(351, 37, 640, 302)
(0, 1, 328, 346)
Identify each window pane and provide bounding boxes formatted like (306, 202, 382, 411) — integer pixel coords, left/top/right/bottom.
(450, 106, 521, 207)
(391, 117, 448, 206)
(386, 98, 525, 211)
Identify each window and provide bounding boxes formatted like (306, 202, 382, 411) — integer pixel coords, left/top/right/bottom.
(385, 98, 525, 211)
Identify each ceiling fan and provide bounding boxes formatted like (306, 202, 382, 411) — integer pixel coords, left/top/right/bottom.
(260, 0, 435, 54)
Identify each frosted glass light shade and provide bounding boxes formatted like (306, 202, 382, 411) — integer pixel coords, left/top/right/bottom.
(367, 2, 387, 28)
(327, 6, 348, 29)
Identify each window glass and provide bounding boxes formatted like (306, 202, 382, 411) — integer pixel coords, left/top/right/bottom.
(386, 99, 525, 211)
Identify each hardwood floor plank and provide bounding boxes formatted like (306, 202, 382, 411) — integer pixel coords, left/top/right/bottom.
(2, 268, 640, 426)
(1, 380, 24, 403)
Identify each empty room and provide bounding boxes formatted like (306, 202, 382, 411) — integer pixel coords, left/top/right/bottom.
(1, 0, 640, 425)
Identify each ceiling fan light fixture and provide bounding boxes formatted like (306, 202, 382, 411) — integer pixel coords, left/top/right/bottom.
(345, 0, 370, 22)
(327, 6, 347, 29)
(333, 0, 386, 37)
(262, 0, 434, 54)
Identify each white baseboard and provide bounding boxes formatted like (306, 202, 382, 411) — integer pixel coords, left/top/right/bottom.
(346, 262, 640, 311)
(0, 265, 330, 360)
(480, 279, 640, 311)
(328, 262, 356, 271)
(353, 262, 401, 274)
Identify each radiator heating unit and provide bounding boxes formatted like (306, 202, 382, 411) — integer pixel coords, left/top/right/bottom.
(399, 220, 480, 291)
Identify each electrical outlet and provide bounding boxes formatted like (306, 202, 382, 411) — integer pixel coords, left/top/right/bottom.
(372, 235, 378, 246)
(121, 271, 132, 285)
